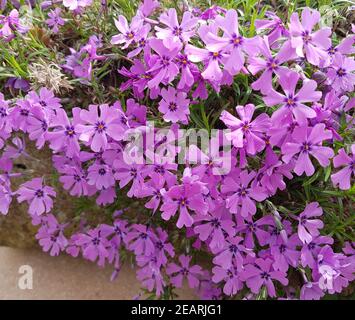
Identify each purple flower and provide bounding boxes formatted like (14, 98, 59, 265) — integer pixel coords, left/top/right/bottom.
(111, 15, 144, 49)
(0, 93, 13, 134)
(59, 165, 91, 197)
(0, 175, 12, 215)
(155, 8, 198, 46)
(300, 282, 325, 300)
(193, 206, 235, 251)
(235, 215, 275, 249)
(27, 87, 62, 112)
(289, 7, 331, 66)
(255, 11, 289, 45)
(77, 104, 125, 152)
(152, 227, 175, 267)
(26, 106, 51, 149)
(166, 254, 203, 289)
(249, 37, 297, 93)
(270, 234, 301, 272)
(47, 108, 81, 157)
(2, 137, 29, 159)
(146, 38, 181, 89)
(222, 169, 267, 218)
(62, 0, 92, 11)
(161, 169, 208, 228)
(16, 177, 56, 216)
(220, 103, 270, 155)
(263, 71, 321, 123)
(46, 8, 65, 33)
(204, 9, 259, 75)
(297, 202, 324, 244)
(0, 9, 28, 42)
(241, 258, 288, 297)
(300, 235, 333, 268)
(87, 163, 115, 190)
(75, 226, 110, 266)
(282, 123, 334, 176)
(331, 145, 355, 190)
(36, 214, 68, 256)
(126, 224, 156, 256)
(212, 236, 254, 270)
(326, 53, 355, 93)
(212, 264, 243, 296)
(158, 86, 190, 124)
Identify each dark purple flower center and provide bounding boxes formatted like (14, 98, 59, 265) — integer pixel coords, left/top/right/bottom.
(179, 197, 188, 207)
(156, 241, 164, 250)
(20, 109, 29, 117)
(301, 142, 312, 153)
(350, 161, 355, 171)
(181, 267, 189, 276)
(130, 168, 137, 178)
(237, 187, 248, 197)
(50, 235, 57, 242)
(98, 168, 106, 176)
(39, 100, 47, 107)
(92, 237, 100, 245)
(231, 34, 243, 47)
(260, 271, 271, 280)
(74, 174, 82, 182)
(0, 107, 7, 118)
(95, 121, 107, 133)
(65, 125, 76, 137)
(247, 221, 256, 232)
(210, 51, 221, 60)
(267, 58, 279, 70)
(308, 242, 316, 250)
(229, 244, 238, 254)
(41, 120, 48, 131)
(173, 26, 183, 36)
(126, 31, 135, 40)
(211, 218, 221, 228)
(35, 189, 44, 198)
(138, 38, 146, 47)
(161, 56, 170, 67)
(168, 102, 177, 112)
(154, 165, 165, 174)
(336, 68, 346, 77)
(285, 95, 297, 108)
(279, 244, 286, 253)
(241, 121, 251, 132)
(140, 232, 148, 239)
(327, 46, 337, 55)
(302, 31, 312, 43)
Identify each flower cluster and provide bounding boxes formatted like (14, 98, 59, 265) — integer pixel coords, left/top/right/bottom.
(0, 1, 354, 300)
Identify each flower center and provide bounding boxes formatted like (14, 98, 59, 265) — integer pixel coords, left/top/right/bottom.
(92, 237, 100, 245)
(173, 26, 183, 36)
(35, 189, 44, 198)
(301, 142, 312, 152)
(211, 51, 221, 60)
(65, 125, 76, 137)
(168, 102, 177, 112)
(231, 35, 243, 47)
(336, 68, 346, 77)
(302, 31, 312, 43)
(260, 271, 271, 280)
(95, 121, 106, 133)
(126, 32, 134, 39)
(98, 168, 106, 176)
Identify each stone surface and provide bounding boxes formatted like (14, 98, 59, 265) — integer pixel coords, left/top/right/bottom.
(0, 246, 196, 300)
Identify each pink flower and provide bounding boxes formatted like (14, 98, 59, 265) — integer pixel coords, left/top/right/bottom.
(158, 86, 190, 124)
(241, 258, 288, 297)
(331, 145, 355, 190)
(282, 123, 334, 176)
(155, 8, 198, 46)
(221, 169, 267, 218)
(77, 104, 125, 152)
(220, 103, 270, 155)
(166, 255, 204, 289)
(16, 177, 56, 216)
(289, 7, 331, 66)
(263, 71, 321, 123)
(297, 202, 324, 244)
